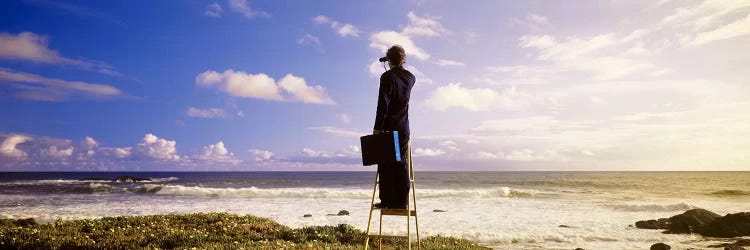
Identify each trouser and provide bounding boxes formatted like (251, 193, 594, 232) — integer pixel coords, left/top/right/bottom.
(376, 138, 410, 207)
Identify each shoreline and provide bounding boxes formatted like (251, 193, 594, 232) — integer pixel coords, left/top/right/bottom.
(0, 212, 489, 249)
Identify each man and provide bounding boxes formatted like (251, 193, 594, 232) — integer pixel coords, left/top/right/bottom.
(373, 45, 415, 209)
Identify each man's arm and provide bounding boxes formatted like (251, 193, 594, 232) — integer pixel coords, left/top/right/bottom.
(373, 74, 392, 133)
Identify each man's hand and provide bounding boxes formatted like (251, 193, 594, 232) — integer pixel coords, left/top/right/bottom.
(373, 129, 383, 134)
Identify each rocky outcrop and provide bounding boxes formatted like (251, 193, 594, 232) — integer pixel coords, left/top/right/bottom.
(665, 209, 722, 234)
(113, 176, 151, 182)
(697, 212, 750, 237)
(80, 177, 110, 181)
(433, 209, 446, 212)
(650, 243, 671, 250)
(635, 208, 721, 234)
(337, 210, 350, 216)
(636, 209, 750, 238)
(303, 214, 312, 218)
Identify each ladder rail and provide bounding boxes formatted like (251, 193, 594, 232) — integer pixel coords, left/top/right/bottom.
(364, 140, 420, 250)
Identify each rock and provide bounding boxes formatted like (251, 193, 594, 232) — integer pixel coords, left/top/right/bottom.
(635, 209, 721, 233)
(724, 245, 746, 250)
(708, 239, 750, 248)
(574, 248, 585, 250)
(113, 176, 151, 182)
(303, 214, 312, 217)
(665, 209, 722, 234)
(697, 212, 750, 237)
(559, 225, 576, 228)
(337, 210, 349, 216)
(433, 209, 446, 212)
(635, 218, 670, 230)
(650, 242, 671, 250)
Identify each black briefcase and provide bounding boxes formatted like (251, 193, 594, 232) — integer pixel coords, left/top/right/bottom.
(360, 131, 402, 166)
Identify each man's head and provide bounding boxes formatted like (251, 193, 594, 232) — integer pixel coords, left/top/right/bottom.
(386, 45, 406, 68)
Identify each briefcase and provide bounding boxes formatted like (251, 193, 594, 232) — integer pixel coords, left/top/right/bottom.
(360, 131, 402, 166)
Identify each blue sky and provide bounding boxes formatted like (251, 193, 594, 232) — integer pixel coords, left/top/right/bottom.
(1, 0, 749, 171)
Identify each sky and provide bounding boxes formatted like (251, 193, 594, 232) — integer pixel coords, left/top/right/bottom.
(1, 0, 749, 171)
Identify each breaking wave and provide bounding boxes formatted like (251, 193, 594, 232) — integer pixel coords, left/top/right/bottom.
(0, 177, 179, 186)
(605, 202, 696, 212)
(136, 184, 540, 199)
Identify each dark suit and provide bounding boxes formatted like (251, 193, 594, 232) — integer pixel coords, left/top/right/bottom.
(373, 66, 415, 208)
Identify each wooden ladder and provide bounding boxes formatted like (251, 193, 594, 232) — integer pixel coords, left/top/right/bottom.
(364, 142, 420, 250)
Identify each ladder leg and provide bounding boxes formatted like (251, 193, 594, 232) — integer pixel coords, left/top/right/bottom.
(378, 213, 383, 250)
(407, 202, 411, 249)
(364, 173, 379, 250)
(409, 141, 420, 249)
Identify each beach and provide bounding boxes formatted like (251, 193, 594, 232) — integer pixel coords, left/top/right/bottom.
(1, 171, 749, 249)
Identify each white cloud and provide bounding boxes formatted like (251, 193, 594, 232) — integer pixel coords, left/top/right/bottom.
(297, 34, 321, 46)
(474, 151, 498, 160)
(277, 74, 335, 104)
(0, 32, 119, 75)
(204, 2, 223, 17)
(687, 13, 750, 47)
(370, 31, 430, 61)
(42, 145, 74, 159)
(439, 140, 459, 151)
(83, 136, 97, 149)
(228, 0, 269, 18)
(307, 126, 366, 137)
(425, 83, 521, 111)
(510, 13, 550, 31)
(186, 107, 227, 119)
(248, 149, 274, 162)
(198, 141, 237, 163)
(300, 148, 330, 158)
(112, 147, 132, 158)
(0, 67, 124, 101)
(133, 134, 180, 161)
(413, 148, 445, 157)
(312, 15, 360, 37)
(435, 59, 465, 67)
(402, 12, 447, 37)
(196, 69, 334, 104)
(0, 134, 31, 159)
(369, 12, 446, 61)
(337, 113, 351, 124)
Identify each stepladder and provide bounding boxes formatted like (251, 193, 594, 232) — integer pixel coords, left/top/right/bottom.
(364, 141, 420, 250)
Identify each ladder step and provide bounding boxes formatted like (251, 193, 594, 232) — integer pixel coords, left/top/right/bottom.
(376, 209, 417, 216)
(367, 234, 409, 239)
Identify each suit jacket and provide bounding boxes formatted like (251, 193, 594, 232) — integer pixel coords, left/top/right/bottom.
(374, 66, 415, 141)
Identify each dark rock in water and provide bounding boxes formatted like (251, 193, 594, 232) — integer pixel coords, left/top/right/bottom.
(708, 239, 750, 248)
(113, 176, 151, 182)
(433, 209, 446, 212)
(635, 218, 671, 230)
(303, 214, 312, 218)
(724, 245, 746, 250)
(80, 177, 110, 181)
(697, 212, 750, 237)
(650, 242, 671, 250)
(665, 209, 722, 234)
(559, 225, 576, 228)
(635, 209, 721, 234)
(574, 248, 585, 250)
(337, 210, 349, 216)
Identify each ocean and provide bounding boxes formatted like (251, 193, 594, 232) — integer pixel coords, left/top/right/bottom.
(1, 171, 748, 249)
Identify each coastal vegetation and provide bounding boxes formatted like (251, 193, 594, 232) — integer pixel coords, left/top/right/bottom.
(0, 212, 488, 249)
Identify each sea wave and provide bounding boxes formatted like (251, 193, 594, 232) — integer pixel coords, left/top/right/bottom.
(0, 177, 179, 186)
(136, 184, 540, 199)
(708, 189, 750, 196)
(605, 202, 695, 212)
